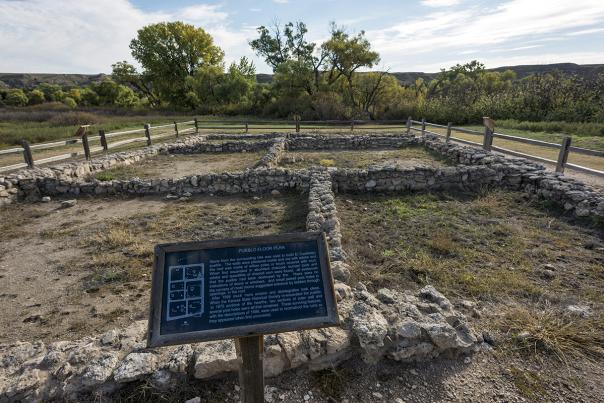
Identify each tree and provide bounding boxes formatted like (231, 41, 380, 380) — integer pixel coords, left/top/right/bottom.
(36, 83, 62, 102)
(250, 21, 328, 97)
(63, 97, 77, 108)
(322, 24, 380, 109)
(128, 22, 224, 106)
(5, 89, 28, 106)
(27, 89, 45, 105)
(112, 61, 160, 107)
(79, 87, 100, 106)
(185, 57, 257, 113)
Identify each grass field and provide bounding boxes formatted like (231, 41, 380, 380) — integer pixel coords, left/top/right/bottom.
(1, 108, 603, 174)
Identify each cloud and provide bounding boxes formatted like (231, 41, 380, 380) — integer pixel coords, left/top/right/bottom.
(273, 0, 289, 4)
(0, 0, 256, 73)
(421, 0, 461, 7)
(415, 51, 604, 72)
(367, 0, 604, 70)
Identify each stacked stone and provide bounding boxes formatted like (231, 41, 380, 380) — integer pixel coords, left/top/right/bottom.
(420, 134, 604, 220)
(0, 286, 480, 402)
(206, 133, 284, 141)
(30, 169, 308, 199)
(288, 133, 417, 150)
(306, 168, 344, 262)
(0, 177, 18, 206)
(254, 138, 287, 168)
(166, 139, 273, 154)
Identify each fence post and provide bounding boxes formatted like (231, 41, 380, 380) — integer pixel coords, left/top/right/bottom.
(174, 121, 179, 138)
(20, 140, 34, 168)
(350, 120, 354, 132)
(556, 136, 572, 174)
(194, 118, 199, 133)
(82, 133, 91, 160)
(421, 118, 426, 136)
(446, 122, 452, 143)
(245, 122, 249, 134)
(144, 124, 152, 146)
(99, 129, 108, 152)
(295, 115, 300, 133)
(482, 117, 495, 151)
(406, 116, 412, 135)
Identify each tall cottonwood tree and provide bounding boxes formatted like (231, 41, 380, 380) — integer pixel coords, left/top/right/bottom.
(113, 22, 224, 107)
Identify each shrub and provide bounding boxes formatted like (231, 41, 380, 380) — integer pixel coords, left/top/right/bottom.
(62, 97, 77, 108)
(5, 89, 28, 107)
(47, 111, 102, 126)
(27, 90, 45, 105)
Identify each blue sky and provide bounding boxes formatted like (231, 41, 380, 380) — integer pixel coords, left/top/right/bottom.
(1, 0, 604, 74)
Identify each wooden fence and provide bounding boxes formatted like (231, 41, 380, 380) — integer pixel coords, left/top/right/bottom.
(0, 117, 602, 178)
(0, 119, 199, 173)
(407, 117, 604, 178)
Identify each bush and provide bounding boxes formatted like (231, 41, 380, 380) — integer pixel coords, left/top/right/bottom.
(27, 90, 45, 105)
(5, 89, 28, 107)
(62, 97, 77, 108)
(47, 111, 103, 126)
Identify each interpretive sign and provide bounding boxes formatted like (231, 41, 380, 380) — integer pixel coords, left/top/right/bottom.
(147, 232, 339, 347)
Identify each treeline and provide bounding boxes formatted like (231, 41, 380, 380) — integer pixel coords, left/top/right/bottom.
(0, 80, 139, 109)
(1, 20, 603, 128)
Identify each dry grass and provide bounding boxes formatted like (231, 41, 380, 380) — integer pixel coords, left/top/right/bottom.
(498, 307, 604, 361)
(280, 147, 450, 169)
(338, 190, 604, 303)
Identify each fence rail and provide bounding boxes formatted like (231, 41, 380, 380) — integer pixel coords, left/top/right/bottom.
(0, 118, 199, 173)
(1, 117, 602, 178)
(408, 117, 604, 177)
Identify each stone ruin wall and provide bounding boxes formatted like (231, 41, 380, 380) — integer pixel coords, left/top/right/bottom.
(1, 131, 603, 401)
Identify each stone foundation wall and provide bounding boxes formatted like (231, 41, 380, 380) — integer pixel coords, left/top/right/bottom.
(254, 138, 287, 168)
(24, 169, 308, 199)
(287, 133, 418, 150)
(2, 132, 603, 221)
(0, 285, 480, 402)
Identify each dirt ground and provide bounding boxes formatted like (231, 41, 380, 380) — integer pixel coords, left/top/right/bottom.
(279, 148, 450, 170)
(92, 152, 263, 181)
(109, 351, 603, 402)
(0, 193, 307, 344)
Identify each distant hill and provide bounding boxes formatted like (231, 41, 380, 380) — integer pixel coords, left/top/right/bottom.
(0, 73, 108, 89)
(2, 63, 602, 89)
(257, 63, 604, 85)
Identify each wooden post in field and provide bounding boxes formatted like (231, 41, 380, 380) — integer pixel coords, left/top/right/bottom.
(194, 118, 199, 133)
(20, 140, 34, 168)
(295, 115, 300, 133)
(483, 117, 495, 151)
(350, 120, 354, 132)
(245, 122, 249, 134)
(406, 116, 412, 135)
(236, 335, 264, 403)
(421, 118, 426, 135)
(144, 124, 152, 146)
(446, 122, 452, 143)
(556, 136, 572, 174)
(82, 133, 91, 160)
(174, 121, 179, 138)
(99, 129, 108, 152)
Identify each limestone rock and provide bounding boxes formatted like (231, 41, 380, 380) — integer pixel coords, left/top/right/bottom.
(350, 301, 389, 363)
(194, 340, 238, 379)
(60, 199, 77, 208)
(331, 261, 351, 283)
(113, 353, 158, 383)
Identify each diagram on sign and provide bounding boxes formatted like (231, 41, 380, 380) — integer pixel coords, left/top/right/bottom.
(167, 264, 205, 321)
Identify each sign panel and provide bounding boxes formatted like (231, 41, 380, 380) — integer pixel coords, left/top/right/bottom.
(147, 232, 339, 347)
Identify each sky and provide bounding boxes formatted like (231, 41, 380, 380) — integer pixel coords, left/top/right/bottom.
(1, 0, 604, 74)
